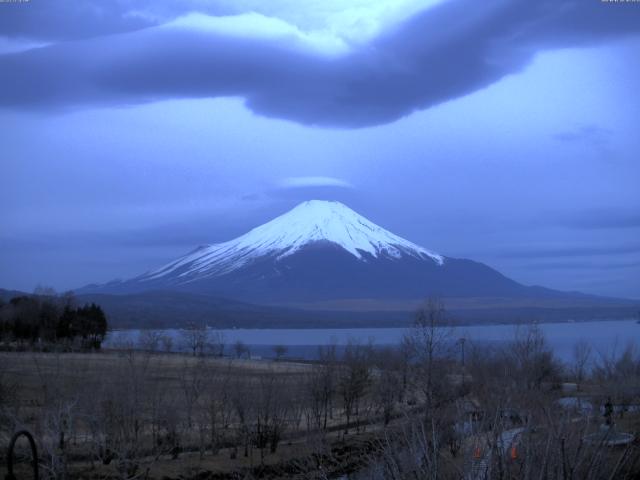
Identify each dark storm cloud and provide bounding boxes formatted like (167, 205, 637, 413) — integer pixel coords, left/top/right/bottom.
(1, 0, 639, 127)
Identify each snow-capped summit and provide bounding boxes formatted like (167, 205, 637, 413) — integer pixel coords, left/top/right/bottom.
(82, 200, 534, 303)
(141, 200, 443, 284)
(74, 201, 620, 325)
(265, 200, 443, 261)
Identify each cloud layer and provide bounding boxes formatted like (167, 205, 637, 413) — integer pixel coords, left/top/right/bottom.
(278, 176, 353, 189)
(1, 0, 639, 127)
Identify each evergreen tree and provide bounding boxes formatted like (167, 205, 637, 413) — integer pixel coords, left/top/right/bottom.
(0, 295, 108, 349)
(56, 306, 76, 340)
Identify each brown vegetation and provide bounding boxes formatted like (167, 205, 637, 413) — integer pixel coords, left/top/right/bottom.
(1, 300, 639, 480)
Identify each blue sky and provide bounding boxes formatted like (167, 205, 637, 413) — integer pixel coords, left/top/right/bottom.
(1, 0, 639, 298)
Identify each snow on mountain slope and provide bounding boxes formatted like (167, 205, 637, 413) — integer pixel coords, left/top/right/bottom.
(140, 200, 443, 284)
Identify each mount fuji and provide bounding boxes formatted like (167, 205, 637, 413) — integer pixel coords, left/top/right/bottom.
(80, 200, 568, 304)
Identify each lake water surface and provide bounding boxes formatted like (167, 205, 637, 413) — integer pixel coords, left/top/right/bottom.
(106, 319, 640, 363)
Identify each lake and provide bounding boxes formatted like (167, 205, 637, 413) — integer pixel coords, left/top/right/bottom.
(105, 319, 640, 363)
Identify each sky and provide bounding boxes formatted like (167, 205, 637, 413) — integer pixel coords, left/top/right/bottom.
(1, 0, 639, 299)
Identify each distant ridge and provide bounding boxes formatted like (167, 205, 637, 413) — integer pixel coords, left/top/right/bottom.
(2, 288, 638, 329)
(77, 201, 637, 315)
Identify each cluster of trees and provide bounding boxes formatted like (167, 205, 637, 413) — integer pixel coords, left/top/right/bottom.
(134, 323, 285, 360)
(0, 298, 639, 479)
(356, 300, 640, 479)
(126, 323, 226, 357)
(0, 289, 108, 349)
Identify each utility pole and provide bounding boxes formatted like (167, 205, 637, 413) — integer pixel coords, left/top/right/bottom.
(459, 337, 466, 390)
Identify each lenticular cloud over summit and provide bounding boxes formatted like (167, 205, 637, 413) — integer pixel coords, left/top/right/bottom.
(278, 177, 354, 189)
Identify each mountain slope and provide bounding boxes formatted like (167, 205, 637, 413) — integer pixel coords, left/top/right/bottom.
(139, 199, 443, 285)
(79, 200, 597, 304)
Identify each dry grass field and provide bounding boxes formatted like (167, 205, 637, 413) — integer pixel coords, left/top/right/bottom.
(1, 323, 639, 480)
(0, 349, 388, 479)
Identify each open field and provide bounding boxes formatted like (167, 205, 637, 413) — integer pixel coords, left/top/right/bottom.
(2, 322, 640, 479)
(0, 349, 397, 479)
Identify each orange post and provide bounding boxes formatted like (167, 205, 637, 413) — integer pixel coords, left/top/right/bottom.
(474, 446, 482, 459)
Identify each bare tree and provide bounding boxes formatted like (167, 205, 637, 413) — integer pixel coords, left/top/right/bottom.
(204, 364, 234, 455)
(233, 340, 250, 359)
(508, 324, 561, 391)
(31, 353, 80, 480)
(0, 355, 16, 428)
(339, 341, 372, 434)
(254, 370, 293, 460)
(404, 297, 454, 414)
(572, 339, 592, 384)
(273, 344, 288, 361)
(90, 346, 165, 480)
(137, 330, 162, 352)
(159, 334, 173, 353)
(229, 373, 256, 459)
(593, 342, 640, 420)
(305, 344, 337, 432)
(207, 330, 226, 357)
(181, 322, 209, 356)
(179, 357, 207, 428)
(373, 351, 402, 426)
